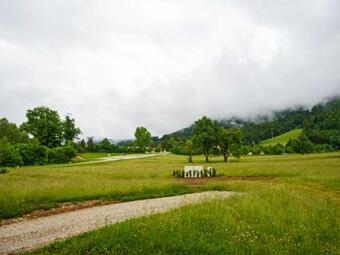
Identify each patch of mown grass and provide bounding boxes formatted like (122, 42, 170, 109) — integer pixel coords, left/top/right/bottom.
(28, 186, 339, 255)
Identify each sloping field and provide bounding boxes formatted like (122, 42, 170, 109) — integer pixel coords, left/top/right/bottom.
(260, 129, 303, 145)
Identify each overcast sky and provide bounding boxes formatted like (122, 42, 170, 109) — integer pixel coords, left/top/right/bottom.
(1, 0, 340, 139)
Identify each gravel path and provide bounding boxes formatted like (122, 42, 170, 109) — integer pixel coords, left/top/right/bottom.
(71, 153, 162, 165)
(0, 191, 233, 254)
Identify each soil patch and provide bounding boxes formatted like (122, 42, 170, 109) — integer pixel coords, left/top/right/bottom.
(183, 176, 274, 186)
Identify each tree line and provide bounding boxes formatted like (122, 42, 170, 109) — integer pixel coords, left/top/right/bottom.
(78, 127, 157, 154)
(0, 106, 157, 167)
(1, 97, 339, 166)
(0, 106, 81, 167)
(161, 97, 340, 155)
(166, 116, 243, 163)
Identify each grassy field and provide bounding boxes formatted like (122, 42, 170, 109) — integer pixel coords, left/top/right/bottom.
(30, 188, 339, 255)
(1, 153, 339, 218)
(0, 156, 190, 219)
(1, 153, 339, 254)
(260, 128, 303, 145)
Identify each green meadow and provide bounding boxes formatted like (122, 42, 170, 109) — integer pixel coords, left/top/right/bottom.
(1, 153, 339, 217)
(260, 129, 303, 146)
(29, 187, 339, 255)
(0, 152, 339, 254)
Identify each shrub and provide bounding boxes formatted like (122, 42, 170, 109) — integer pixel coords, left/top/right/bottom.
(48, 146, 77, 164)
(16, 143, 48, 165)
(286, 135, 314, 154)
(0, 139, 22, 167)
(262, 145, 273, 155)
(62, 145, 77, 159)
(272, 143, 286, 155)
(314, 144, 335, 153)
(0, 168, 8, 174)
(240, 146, 250, 156)
(251, 146, 262, 155)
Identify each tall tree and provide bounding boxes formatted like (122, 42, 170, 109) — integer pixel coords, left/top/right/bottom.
(218, 128, 242, 162)
(79, 139, 86, 151)
(185, 139, 194, 163)
(193, 116, 220, 162)
(20, 106, 63, 148)
(62, 115, 81, 144)
(0, 118, 29, 144)
(134, 127, 151, 148)
(100, 138, 111, 153)
(86, 137, 96, 152)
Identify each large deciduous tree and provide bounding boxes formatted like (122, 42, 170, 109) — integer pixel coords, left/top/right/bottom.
(193, 116, 220, 162)
(20, 106, 63, 148)
(218, 128, 242, 162)
(134, 127, 151, 148)
(100, 138, 112, 153)
(0, 118, 29, 144)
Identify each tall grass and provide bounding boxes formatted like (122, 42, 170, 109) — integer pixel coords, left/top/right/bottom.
(29, 186, 339, 255)
(1, 152, 339, 219)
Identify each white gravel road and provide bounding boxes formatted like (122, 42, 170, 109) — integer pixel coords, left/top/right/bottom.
(0, 191, 233, 254)
(71, 153, 161, 165)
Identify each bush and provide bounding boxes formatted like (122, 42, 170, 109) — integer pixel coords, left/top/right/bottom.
(171, 145, 185, 155)
(16, 143, 48, 165)
(62, 145, 77, 159)
(0, 168, 8, 174)
(0, 139, 22, 167)
(314, 144, 335, 153)
(48, 146, 77, 164)
(251, 146, 262, 155)
(286, 135, 314, 154)
(272, 143, 286, 155)
(240, 146, 250, 156)
(261, 145, 272, 155)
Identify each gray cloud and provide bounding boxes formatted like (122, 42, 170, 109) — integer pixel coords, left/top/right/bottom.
(0, 0, 339, 139)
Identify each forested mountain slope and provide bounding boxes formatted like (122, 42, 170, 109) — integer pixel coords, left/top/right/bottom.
(163, 97, 340, 148)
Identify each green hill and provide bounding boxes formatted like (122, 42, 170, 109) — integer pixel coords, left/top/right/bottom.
(260, 129, 303, 146)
